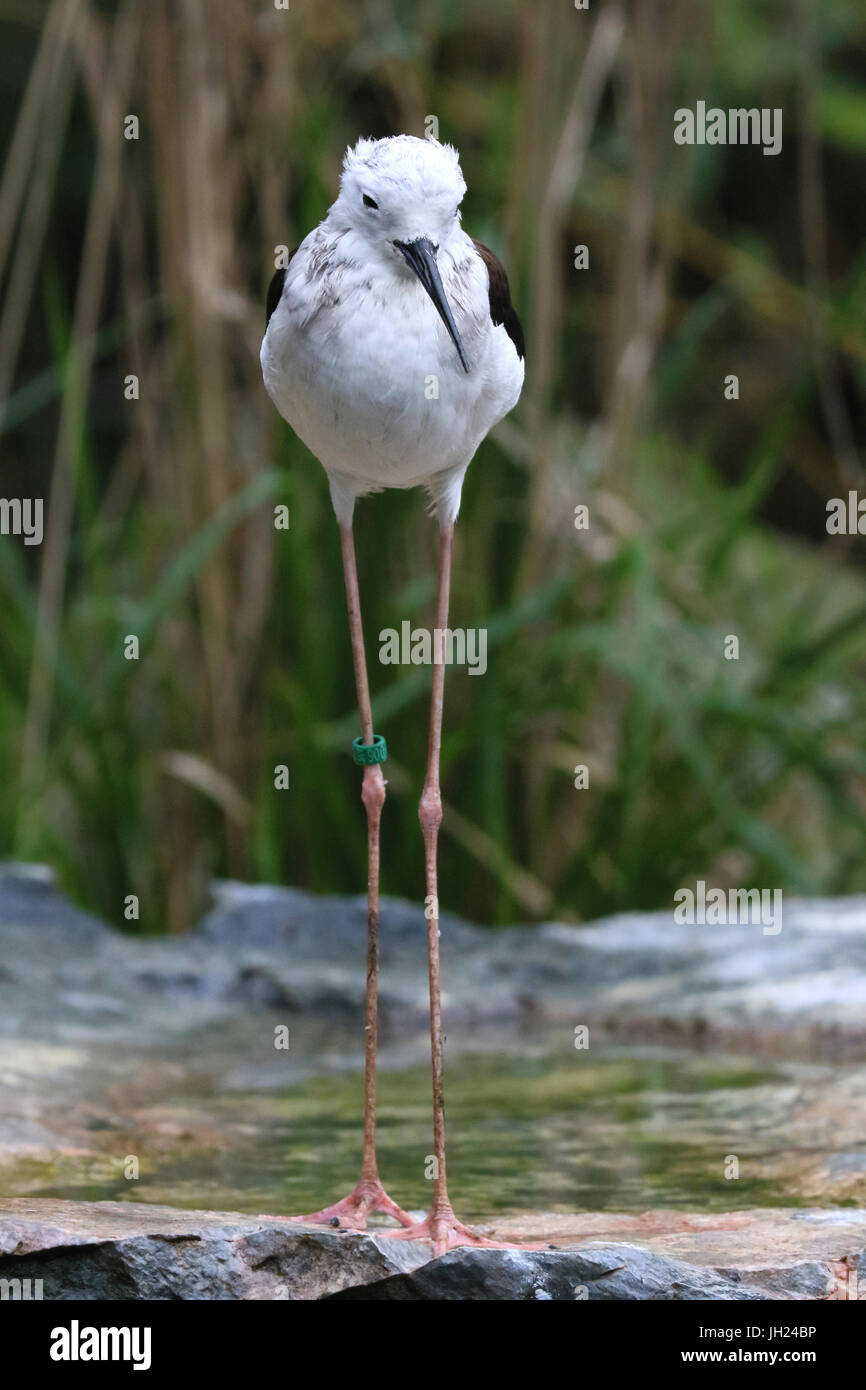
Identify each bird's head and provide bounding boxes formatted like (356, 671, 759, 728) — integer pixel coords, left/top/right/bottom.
(332, 135, 470, 372)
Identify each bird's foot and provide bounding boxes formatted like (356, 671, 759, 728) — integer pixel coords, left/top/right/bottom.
(267, 1177, 414, 1232)
(382, 1201, 506, 1258)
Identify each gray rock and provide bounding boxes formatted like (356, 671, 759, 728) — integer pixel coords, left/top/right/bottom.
(328, 1244, 774, 1301)
(0, 1199, 428, 1301)
(194, 880, 866, 1054)
(4, 866, 866, 1054)
(198, 882, 482, 954)
(0, 864, 109, 945)
(5, 1200, 863, 1300)
(333, 1206, 866, 1300)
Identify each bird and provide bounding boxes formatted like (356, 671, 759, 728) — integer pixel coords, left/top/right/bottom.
(261, 133, 525, 1255)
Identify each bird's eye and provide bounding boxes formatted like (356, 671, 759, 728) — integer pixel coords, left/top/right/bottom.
(363, 194, 379, 210)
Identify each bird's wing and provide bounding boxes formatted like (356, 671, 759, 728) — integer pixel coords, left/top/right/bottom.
(265, 247, 298, 327)
(472, 239, 525, 361)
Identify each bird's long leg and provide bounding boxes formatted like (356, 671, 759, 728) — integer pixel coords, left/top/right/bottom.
(384, 522, 500, 1257)
(283, 523, 412, 1231)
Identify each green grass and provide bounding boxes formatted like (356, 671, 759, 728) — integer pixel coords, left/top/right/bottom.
(1, 0, 865, 931)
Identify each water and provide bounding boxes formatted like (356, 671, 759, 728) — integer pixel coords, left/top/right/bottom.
(28, 1047, 812, 1220)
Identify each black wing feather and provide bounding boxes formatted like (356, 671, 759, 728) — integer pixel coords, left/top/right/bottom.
(472, 239, 525, 361)
(266, 269, 286, 326)
(265, 247, 298, 327)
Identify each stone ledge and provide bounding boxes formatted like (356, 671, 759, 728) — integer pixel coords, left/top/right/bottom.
(1, 1200, 863, 1301)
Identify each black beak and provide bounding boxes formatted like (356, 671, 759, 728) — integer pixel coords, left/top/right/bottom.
(394, 237, 470, 373)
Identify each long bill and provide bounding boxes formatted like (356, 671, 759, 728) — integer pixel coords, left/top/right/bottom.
(394, 237, 470, 374)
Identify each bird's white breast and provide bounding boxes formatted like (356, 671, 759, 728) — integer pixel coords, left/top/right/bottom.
(261, 227, 523, 523)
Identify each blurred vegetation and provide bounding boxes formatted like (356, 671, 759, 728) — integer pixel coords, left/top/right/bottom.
(0, 0, 865, 933)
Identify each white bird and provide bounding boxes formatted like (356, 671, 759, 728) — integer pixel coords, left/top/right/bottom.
(261, 133, 524, 1255)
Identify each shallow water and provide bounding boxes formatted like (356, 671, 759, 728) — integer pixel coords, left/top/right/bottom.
(32, 1047, 820, 1221)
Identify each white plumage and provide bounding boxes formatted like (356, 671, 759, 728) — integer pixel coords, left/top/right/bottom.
(261, 134, 524, 525)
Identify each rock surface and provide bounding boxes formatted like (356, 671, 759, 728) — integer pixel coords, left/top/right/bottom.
(1, 1199, 863, 1300)
(3, 864, 865, 1052)
(0, 1198, 428, 1300)
(197, 879, 866, 1055)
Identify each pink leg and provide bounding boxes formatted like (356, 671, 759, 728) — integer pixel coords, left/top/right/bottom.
(384, 523, 503, 1256)
(282, 524, 411, 1231)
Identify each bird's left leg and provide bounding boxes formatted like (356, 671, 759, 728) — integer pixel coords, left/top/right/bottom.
(280, 523, 412, 1232)
(383, 521, 502, 1257)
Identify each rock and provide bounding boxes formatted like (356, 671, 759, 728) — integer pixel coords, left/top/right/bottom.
(0, 864, 109, 945)
(2, 1200, 862, 1300)
(198, 881, 483, 957)
(0, 1199, 428, 1301)
(3, 866, 866, 1055)
(332, 1207, 866, 1300)
(195, 880, 866, 1055)
(329, 1244, 773, 1301)
(491, 1207, 866, 1299)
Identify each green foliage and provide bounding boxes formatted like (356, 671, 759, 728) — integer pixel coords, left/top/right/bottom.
(0, 0, 865, 930)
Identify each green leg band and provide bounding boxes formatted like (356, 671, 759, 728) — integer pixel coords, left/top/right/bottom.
(352, 734, 388, 766)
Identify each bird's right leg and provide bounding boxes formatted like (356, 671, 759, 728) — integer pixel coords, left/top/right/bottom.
(283, 523, 412, 1231)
